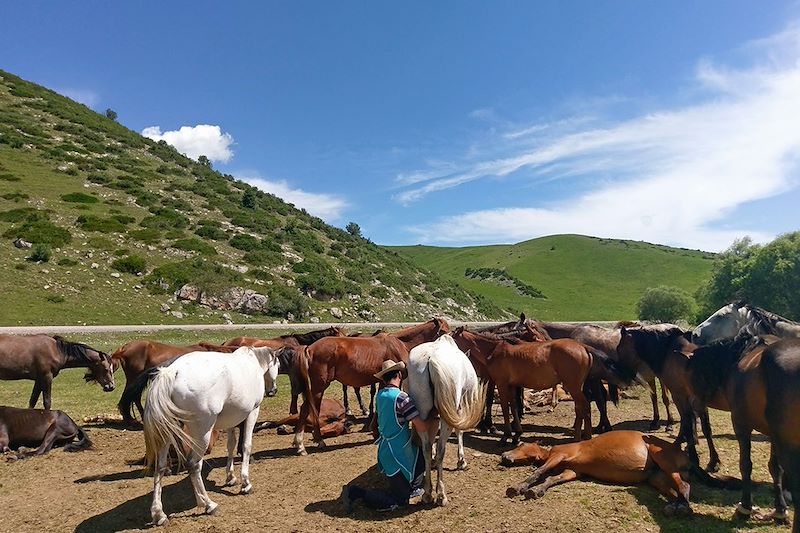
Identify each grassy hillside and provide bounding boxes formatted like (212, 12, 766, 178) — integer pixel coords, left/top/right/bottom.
(389, 235, 715, 320)
(0, 70, 503, 325)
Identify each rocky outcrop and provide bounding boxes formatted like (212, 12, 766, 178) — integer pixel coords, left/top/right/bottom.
(175, 284, 269, 315)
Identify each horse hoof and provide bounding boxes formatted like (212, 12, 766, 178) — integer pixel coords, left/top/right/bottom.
(224, 477, 237, 487)
(734, 502, 754, 518)
(706, 462, 721, 473)
(506, 486, 520, 498)
(296, 448, 308, 456)
(422, 493, 434, 505)
(436, 494, 448, 507)
(205, 502, 219, 516)
(240, 483, 253, 495)
(457, 460, 468, 471)
(524, 488, 545, 500)
(152, 513, 169, 527)
(318, 441, 327, 449)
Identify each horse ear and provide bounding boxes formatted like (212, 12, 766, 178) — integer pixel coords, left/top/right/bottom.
(519, 312, 526, 322)
(620, 326, 627, 336)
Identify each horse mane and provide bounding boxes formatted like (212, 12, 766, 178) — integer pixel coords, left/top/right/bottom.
(622, 326, 686, 373)
(280, 326, 342, 345)
(688, 331, 761, 401)
(53, 336, 107, 364)
(742, 303, 798, 334)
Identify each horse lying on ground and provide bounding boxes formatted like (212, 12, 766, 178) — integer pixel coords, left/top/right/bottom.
(259, 398, 349, 440)
(406, 335, 487, 506)
(0, 405, 92, 456)
(0, 335, 115, 410)
(503, 430, 692, 516)
(144, 346, 281, 526)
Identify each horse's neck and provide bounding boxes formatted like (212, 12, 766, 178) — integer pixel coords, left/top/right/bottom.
(538, 322, 579, 339)
(775, 321, 800, 338)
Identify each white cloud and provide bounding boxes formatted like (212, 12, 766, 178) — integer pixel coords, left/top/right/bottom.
(57, 88, 99, 108)
(403, 23, 800, 251)
(239, 176, 349, 221)
(142, 124, 234, 163)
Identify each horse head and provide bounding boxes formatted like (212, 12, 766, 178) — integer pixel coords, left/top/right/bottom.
(692, 302, 749, 345)
(500, 442, 550, 466)
(253, 347, 281, 397)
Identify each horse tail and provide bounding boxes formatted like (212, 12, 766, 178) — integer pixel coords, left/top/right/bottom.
(428, 353, 488, 431)
(607, 383, 619, 407)
(118, 355, 182, 421)
(143, 366, 196, 470)
(64, 425, 93, 452)
(299, 346, 320, 427)
(110, 343, 131, 372)
(585, 346, 637, 388)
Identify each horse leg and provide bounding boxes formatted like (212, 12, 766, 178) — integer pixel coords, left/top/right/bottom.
(186, 431, 217, 515)
(456, 430, 467, 470)
(506, 453, 565, 497)
(733, 419, 755, 518)
(481, 380, 498, 434)
(224, 429, 238, 487)
(239, 408, 259, 494)
(589, 380, 612, 433)
(497, 385, 513, 446)
(570, 387, 591, 441)
(368, 383, 376, 418)
(648, 470, 693, 516)
(33, 421, 65, 455)
(342, 384, 352, 417)
(354, 387, 368, 416)
(768, 442, 789, 523)
(511, 389, 523, 446)
(660, 379, 675, 430)
(419, 418, 437, 505)
(515, 387, 525, 421)
(524, 469, 579, 500)
(435, 422, 452, 506)
(311, 390, 326, 447)
(41, 374, 53, 410)
(150, 446, 170, 526)
(698, 407, 720, 473)
(293, 396, 311, 455)
(648, 376, 660, 430)
(28, 380, 42, 409)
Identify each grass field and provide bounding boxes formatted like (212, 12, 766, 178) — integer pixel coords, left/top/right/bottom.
(0, 328, 789, 533)
(390, 234, 715, 321)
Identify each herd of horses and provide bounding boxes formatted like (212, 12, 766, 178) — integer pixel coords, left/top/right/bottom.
(1, 301, 799, 529)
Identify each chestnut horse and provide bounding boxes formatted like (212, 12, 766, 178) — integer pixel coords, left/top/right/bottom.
(260, 398, 349, 440)
(451, 327, 636, 444)
(535, 319, 675, 430)
(503, 430, 692, 516)
(292, 319, 449, 455)
(113, 340, 242, 423)
(0, 335, 115, 410)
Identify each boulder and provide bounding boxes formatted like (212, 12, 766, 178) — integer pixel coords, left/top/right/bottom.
(176, 284, 200, 302)
(13, 238, 32, 249)
(330, 307, 343, 319)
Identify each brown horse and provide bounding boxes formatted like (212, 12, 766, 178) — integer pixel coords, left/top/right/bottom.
(112, 340, 242, 423)
(451, 327, 636, 444)
(260, 398, 349, 440)
(0, 405, 92, 456)
(0, 335, 115, 410)
(536, 319, 675, 430)
(223, 326, 347, 414)
(503, 430, 692, 516)
(292, 319, 449, 455)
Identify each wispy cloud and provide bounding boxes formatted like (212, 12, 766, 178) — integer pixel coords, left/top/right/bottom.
(56, 87, 99, 108)
(238, 175, 349, 222)
(403, 23, 800, 251)
(142, 124, 234, 163)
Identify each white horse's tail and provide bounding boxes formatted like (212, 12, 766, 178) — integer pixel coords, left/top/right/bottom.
(428, 354, 487, 431)
(143, 366, 197, 470)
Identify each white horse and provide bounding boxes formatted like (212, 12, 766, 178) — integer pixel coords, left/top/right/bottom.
(693, 301, 800, 345)
(406, 335, 487, 506)
(143, 346, 281, 526)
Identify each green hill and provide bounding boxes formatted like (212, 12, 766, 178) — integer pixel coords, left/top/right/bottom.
(0, 70, 502, 325)
(389, 235, 716, 320)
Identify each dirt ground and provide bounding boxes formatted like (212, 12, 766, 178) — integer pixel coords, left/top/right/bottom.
(0, 383, 788, 533)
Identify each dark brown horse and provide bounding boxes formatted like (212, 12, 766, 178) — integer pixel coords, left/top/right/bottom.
(536, 319, 676, 430)
(223, 326, 347, 414)
(0, 405, 92, 456)
(292, 319, 449, 455)
(503, 430, 692, 516)
(0, 335, 115, 410)
(112, 340, 242, 423)
(451, 327, 636, 444)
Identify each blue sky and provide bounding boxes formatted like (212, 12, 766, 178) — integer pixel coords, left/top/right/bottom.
(3, 1, 800, 251)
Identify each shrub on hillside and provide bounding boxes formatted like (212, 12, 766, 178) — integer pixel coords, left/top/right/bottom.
(128, 228, 162, 244)
(3, 219, 71, 247)
(27, 244, 51, 263)
(61, 192, 98, 204)
(146, 258, 244, 294)
(139, 207, 188, 230)
(76, 215, 126, 233)
(57, 257, 79, 267)
(195, 225, 228, 241)
(637, 286, 698, 323)
(172, 238, 217, 255)
(264, 284, 309, 318)
(229, 234, 261, 251)
(1, 191, 29, 202)
(112, 255, 147, 275)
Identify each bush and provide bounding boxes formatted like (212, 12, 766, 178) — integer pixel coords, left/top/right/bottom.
(128, 228, 162, 244)
(195, 225, 228, 241)
(61, 192, 98, 204)
(76, 215, 126, 233)
(265, 284, 309, 318)
(3, 219, 72, 247)
(1, 192, 29, 202)
(46, 294, 65, 304)
(27, 244, 51, 263)
(229, 234, 260, 251)
(57, 257, 79, 267)
(637, 286, 698, 323)
(112, 255, 147, 274)
(146, 258, 244, 294)
(172, 238, 217, 255)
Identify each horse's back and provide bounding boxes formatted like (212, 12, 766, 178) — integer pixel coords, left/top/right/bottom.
(762, 339, 800, 445)
(0, 335, 55, 377)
